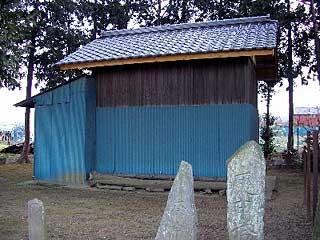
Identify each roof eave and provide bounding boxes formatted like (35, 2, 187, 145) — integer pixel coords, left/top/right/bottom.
(59, 48, 276, 71)
(255, 50, 278, 82)
(15, 98, 35, 108)
(14, 74, 92, 108)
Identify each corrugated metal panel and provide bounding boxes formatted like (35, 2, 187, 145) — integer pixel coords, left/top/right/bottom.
(53, 83, 70, 104)
(34, 77, 96, 184)
(295, 107, 320, 115)
(84, 79, 96, 174)
(96, 104, 258, 177)
(37, 92, 52, 106)
(218, 105, 258, 177)
(34, 106, 52, 179)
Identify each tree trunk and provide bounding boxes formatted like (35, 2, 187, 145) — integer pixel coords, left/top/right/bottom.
(264, 82, 274, 159)
(218, 0, 224, 19)
(18, 29, 36, 164)
(311, 0, 320, 85)
(91, 0, 98, 40)
(180, 0, 189, 23)
(157, 0, 161, 25)
(287, 0, 294, 153)
(240, 0, 249, 16)
(266, 84, 271, 131)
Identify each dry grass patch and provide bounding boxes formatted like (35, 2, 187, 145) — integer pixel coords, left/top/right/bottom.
(0, 163, 313, 240)
(0, 162, 33, 183)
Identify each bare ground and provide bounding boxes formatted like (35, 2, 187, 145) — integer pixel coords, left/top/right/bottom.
(0, 162, 313, 240)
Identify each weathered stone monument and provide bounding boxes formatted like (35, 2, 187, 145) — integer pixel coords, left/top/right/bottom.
(28, 198, 47, 240)
(227, 141, 266, 240)
(155, 161, 197, 240)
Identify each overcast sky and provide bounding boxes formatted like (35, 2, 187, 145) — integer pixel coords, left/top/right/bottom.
(0, 82, 37, 133)
(258, 79, 320, 122)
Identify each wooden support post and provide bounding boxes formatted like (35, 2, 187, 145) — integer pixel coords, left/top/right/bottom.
(307, 131, 312, 221)
(303, 146, 307, 205)
(297, 127, 300, 150)
(313, 130, 319, 224)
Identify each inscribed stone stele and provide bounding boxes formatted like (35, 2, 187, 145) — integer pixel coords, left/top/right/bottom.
(227, 141, 266, 240)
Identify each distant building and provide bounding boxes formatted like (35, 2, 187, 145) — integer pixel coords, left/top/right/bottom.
(294, 107, 320, 127)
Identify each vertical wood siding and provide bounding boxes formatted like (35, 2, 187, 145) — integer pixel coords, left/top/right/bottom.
(95, 57, 257, 107)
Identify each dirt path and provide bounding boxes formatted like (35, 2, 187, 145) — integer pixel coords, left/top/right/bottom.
(0, 164, 312, 239)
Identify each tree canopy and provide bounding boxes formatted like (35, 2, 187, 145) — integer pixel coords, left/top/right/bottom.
(1, 0, 318, 90)
(0, 0, 25, 90)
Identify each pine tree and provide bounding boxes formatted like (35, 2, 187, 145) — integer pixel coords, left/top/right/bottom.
(18, 0, 42, 164)
(310, 0, 320, 84)
(0, 0, 25, 89)
(162, 0, 195, 23)
(35, 0, 87, 89)
(136, 0, 195, 26)
(194, 0, 239, 21)
(286, 0, 294, 153)
(18, 0, 89, 163)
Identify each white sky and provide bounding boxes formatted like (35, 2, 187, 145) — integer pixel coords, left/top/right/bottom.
(0, 76, 319, 133)
(0, 82, 37, 134)
(258, 79, 320, 122)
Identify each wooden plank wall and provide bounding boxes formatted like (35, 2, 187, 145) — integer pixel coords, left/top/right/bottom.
(95, 57, 257, 107)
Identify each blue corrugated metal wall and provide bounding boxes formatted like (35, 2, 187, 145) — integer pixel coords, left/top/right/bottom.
(96, 104, 258, 177)
(34, 77, 96, 184)
(84, 79, 96, 174)
(34, 76, 258, 181)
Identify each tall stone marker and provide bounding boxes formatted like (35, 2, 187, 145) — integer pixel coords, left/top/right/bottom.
(155, 161, 197, 240)
(28, 198, 47, 240)
(227, 141, 266, 240)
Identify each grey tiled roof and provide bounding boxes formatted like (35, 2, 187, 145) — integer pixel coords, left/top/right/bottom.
(57, 16, 277, 66)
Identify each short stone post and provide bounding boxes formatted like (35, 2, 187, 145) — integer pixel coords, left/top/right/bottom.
(28, 199, 47, 240)
(227, 141, 266, 240)
(155, 161, 197, 240)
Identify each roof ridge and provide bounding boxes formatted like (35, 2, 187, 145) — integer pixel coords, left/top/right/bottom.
(101, 15, 276, 38)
